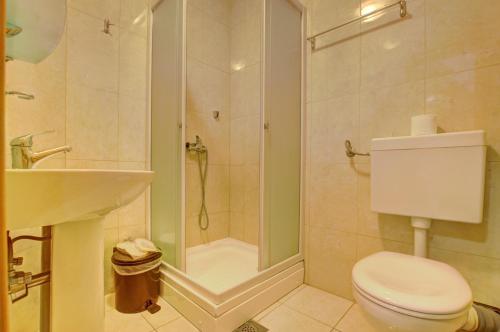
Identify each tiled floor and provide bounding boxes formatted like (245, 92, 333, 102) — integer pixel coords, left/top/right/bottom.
(105, 285, 379, 332)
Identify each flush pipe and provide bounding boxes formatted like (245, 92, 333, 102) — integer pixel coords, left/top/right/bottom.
(461, 304, 500, 332)
(410, 215, 500, 331)
(411, 217, 431, 257)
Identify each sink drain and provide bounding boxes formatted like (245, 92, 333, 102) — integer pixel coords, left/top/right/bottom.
(233, 320, 269, 332)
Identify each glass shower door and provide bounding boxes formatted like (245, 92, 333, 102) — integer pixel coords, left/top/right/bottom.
(151, 0, 185, 269)
(261, 0, 303, 269)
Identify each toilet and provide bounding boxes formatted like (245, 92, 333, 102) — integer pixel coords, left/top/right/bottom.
(352, 252, 472, 332)
(353, 123, 487, 332)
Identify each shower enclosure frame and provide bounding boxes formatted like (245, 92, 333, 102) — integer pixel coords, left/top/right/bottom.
(259, 0, 307, 272)
(148, 0, 307, 330)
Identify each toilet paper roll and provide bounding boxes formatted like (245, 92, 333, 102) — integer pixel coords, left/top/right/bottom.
(411, 114, 437, 136)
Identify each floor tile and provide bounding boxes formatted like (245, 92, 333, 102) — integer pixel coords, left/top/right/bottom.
(335, 304, 383, 332)
(284, 286, 353, 327)
(105, 309, 154, 332)
(253, 301, 282, 321)
(156, 317, 199, 332)
(259, 305, 331, 332)
(278, 284, 307, 303)
(141, 297, 181, 329)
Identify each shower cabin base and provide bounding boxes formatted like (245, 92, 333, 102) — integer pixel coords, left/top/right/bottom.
(186, 238, 259, 293)
(160, 253, 304, 332)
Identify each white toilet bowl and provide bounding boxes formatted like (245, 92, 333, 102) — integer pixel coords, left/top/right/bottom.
(352, 251, 473, 332)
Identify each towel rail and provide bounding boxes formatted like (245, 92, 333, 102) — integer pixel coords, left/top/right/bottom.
(308, 0, 407, 50)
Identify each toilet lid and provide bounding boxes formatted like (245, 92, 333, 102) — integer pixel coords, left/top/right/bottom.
(352, 252, 472, 315)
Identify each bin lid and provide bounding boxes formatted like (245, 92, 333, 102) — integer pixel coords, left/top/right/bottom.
(112, 248, 162, 266)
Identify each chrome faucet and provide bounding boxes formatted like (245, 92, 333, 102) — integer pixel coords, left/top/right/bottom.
(10, 131, 72, 169)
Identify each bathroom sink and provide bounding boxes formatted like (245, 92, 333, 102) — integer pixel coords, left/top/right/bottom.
(5, 169, 154, 230)
(5, 169, 154, 332)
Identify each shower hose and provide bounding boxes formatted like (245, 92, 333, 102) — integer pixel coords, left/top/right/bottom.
(197, 149, 209, 230)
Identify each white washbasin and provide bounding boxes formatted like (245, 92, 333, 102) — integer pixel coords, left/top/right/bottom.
(6, 169, 154, 332)
(6, 169, 154, 230)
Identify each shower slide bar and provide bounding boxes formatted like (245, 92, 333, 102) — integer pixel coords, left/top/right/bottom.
(307, 0, 407, 50)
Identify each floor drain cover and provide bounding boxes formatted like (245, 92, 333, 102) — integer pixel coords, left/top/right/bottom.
(233, 320, 269, 332)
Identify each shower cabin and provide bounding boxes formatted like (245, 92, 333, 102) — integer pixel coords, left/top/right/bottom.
(149, 0, 305, 330)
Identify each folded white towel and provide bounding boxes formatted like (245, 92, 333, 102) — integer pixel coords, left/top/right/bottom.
(116, 238, 159, 259)
(134, 238, 159, 253)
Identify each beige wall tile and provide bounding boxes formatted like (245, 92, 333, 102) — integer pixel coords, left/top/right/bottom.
(120, 0, 149, 37)
(66, 83, 119, 160)
(66, 159, 118, 169)
(429, 248, 500, 308)
(104, 211, 119, 230)
(187, 4, 206, 61)
(426, 0, 500, 78)
(104, 228, 118, 294)
(118, 224, 146, 242)
(425, 65, 500, 161)
(310, 94, 359, 164)
(356, 235, 413, 261)
(186, 163, 203, 217)
(186, 215, 203, 247)
(119, 29, 148, 100)
(311, 25, 360, 101)
(118, 193, 146, 227)
(359, 80, 425, 152)
(204, 20, 230, 72)
(68, 0, 120, 22)
(229, 211, 245, 241)
(206, 165, 230, 213)
(229, 166, 245, 211)
(310, 0, 359, 36)
(186, 212, 230, 247)
(119, 161, 146, 170)
(360, 0, 425, 89)
(204, 65, 230, 116)
(67, 8, 119, 93)
(309, 163, 358, 233)
(306, 226, 357, 300)
(118, 95, 147, 162)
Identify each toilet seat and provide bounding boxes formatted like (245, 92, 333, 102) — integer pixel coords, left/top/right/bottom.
(352, 252, 472, 317)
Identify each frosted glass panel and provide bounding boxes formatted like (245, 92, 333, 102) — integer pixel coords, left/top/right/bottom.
(262, 0, 302, 268)
(151, 0, 184, 268)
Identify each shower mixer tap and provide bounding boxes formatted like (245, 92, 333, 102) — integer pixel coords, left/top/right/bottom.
(186, 135, 207, 153)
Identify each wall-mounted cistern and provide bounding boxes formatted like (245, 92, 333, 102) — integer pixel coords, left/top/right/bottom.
(10, 131, 72, 169)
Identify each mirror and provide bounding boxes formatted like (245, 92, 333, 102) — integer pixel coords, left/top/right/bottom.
(6, 0, 66, 63)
